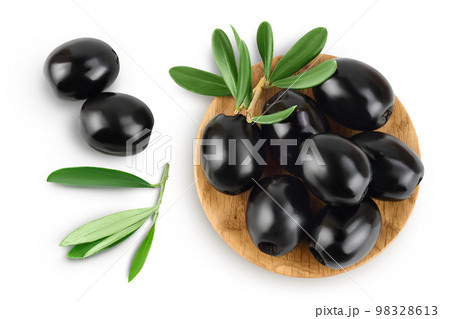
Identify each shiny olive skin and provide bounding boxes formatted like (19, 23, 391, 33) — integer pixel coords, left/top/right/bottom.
(300, 134, 372, 206)
(80, 93, 154, 156)
(261, 89, 330, 177)
(351, 132, 424, 200)
(308, 197, 381, 269)
(201, 114, 266, 195)
(313, 58, 394, 131)
(246, 175, 312, 256)
(44, 38, 120, 99)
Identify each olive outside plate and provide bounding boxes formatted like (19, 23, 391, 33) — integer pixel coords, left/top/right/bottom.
(193, 54, 421, 278)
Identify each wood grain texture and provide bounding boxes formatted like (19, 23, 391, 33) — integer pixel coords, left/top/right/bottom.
(194, 54, 421, 278)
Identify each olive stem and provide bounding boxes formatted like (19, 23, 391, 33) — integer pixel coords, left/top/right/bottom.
(155, 163, 170, 208)
(245, 76, 266, 122)
(152, 163, 170, 221)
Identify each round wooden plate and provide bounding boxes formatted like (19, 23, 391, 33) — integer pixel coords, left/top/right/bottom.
(194, 54, 421, 278)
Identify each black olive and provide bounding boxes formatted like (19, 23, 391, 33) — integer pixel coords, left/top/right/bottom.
(313, 58, 394, 131)
(44, 38, 120, 100)
(300, 133, 372, 206)
(201, 114, 266, 195)
(80, 93, 154, 156)
(261, 89, 330, 177)
(308, 197, 381, 269)
(246, 175, 312, 256)
(350, 132, 424, 200)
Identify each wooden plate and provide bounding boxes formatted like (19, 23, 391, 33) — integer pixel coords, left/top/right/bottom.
(194, 54, 421, 278)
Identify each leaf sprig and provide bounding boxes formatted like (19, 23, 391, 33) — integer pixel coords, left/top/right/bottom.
(47, 163, 170, 282)
(169, 22, 337, 124)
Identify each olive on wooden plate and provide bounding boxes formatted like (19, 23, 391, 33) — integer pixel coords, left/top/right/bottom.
(201, 114, 266, 195)
(246, 175, 312, 256)
(44, 38, 120, 99)
(261, 89, 330, 177)
(80, 93, 154, 156)
(300, 133, 372, 206)
(351, 132, 424, 200)
(313, 58, 394, 131)
(308, 197, 381, 269)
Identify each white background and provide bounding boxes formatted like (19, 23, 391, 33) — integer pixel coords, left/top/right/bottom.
(0, 0, 448, 318)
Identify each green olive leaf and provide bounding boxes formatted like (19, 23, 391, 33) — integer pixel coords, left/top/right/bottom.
(47, 167, 156, 188)
(244, 84, 253, 109)
(68, 239, 103, 259)
(169, 66, 232, 96)
(230, 25, 253, 109)
(211, 29, 238, 97)
(230, 25, 241, 47)
(270, 27, 327, 83)
(235, 40, 252, 108)
(128, 223, 156, 282)
(250, 105, 297, 125)
(83, 219, 147, 258)
(257, 21, 274, 80)
(60, 207, 155, 246)
(271, 60, 337, 89)
(67, 231, 136, 259)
